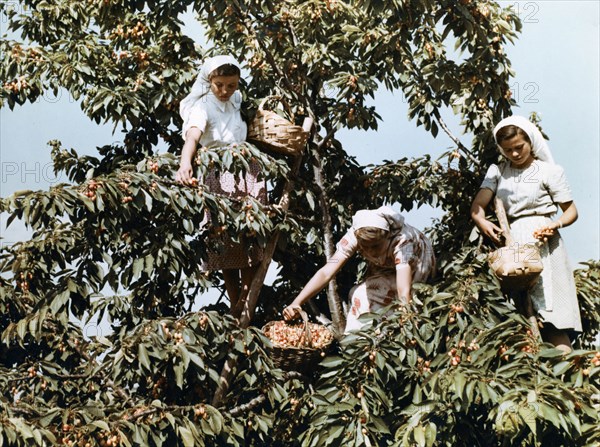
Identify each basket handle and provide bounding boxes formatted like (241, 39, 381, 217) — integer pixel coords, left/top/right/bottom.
(257, 95, 294, 121)
(298, 310, 313, 349)
(494, 197, 514, 246)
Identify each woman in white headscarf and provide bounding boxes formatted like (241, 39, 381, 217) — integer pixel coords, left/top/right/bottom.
(471, 115, 582, 352)
(178, 55, 245, 146)
(283, 206, 436, 332)
(176, 55, 267, 313)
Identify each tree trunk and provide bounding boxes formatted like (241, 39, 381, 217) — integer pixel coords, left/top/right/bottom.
(310, 146, 346, 335)
(213, 157, 300, 406)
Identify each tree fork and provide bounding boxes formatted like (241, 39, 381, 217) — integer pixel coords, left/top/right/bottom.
(213, 121, 312, 407)
(233, 127, 311, 326)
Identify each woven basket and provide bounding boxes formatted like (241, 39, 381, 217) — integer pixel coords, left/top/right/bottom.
(488, 198, 543, 292)
(247, 97, 309, 156)
(261, 311, 333, 373)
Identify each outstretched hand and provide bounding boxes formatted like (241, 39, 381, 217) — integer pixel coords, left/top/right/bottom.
(533, 223, 559, 241)
(282, 304, 302, 321)
(175, 162, 198, 186)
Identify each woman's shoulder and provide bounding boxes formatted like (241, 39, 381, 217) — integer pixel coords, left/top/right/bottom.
(535, 159, 564, 169)
(336, 227, 358, 257)
(482, 162, 506, 177)
(533, 160, 567, 177)
(231, 91, 243, 107)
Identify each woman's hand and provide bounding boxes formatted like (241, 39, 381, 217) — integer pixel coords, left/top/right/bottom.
(176, 127, 201, 185)
(282, 250, 349, 321)
(471, 188, 503, 244)
(282, 304, 302, 321)
(175, 162, 197, 185)
(533, 223, 560, 241)
(533, 201, 577, 241)
(533, 225, 556, 242)
(479, 219, 504, 245)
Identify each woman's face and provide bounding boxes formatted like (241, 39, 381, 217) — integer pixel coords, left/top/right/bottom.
(210, 74, 240, 102)
(499, 133, 534, 168)
(357, 237, 387, 256)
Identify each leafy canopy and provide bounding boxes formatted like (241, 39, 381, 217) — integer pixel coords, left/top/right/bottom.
(1, 1, 598, 446)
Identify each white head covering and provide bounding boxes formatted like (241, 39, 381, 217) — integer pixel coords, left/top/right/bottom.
(179, 55, 242, 124)
(197, 55, 241, 87)
(352, 206, 405, 232)
(493, 115, 554, 163)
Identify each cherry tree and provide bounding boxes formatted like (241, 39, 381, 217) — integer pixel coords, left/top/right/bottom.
(1, 1, 598, 446)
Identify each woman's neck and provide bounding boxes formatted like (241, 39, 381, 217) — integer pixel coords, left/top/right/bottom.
(510, 157, 535, 169)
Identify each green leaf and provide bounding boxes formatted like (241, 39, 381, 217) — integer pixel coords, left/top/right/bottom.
(518, 405, 538, 435)
(231, 419, 244, 439)
(90, 421, 110, 431)
(414, 425, 426, 447)
(180, 345, 190, 370)
(179, 426, 195, 447)
(318, 356, 344, 368)
(133, 258, 144, 280)
(306, 192, 315, 210)
(453, 372, 466, 399)
(174, 363, 184, 388)
(138, 344, 151, 370)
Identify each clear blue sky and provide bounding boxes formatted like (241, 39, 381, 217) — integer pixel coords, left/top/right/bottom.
(1, 1, 599, 265)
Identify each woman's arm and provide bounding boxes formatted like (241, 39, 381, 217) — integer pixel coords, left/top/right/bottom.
(534, 201, 578, 238)
(470, 188, 503, 244)
(175, 127, 202, 184)
(282, 250, 349, 320)
(557, 201, 578, 227)
(395, 264, 412, 303)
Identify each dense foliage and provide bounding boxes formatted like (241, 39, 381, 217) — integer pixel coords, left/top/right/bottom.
(1, 1, 598, 446)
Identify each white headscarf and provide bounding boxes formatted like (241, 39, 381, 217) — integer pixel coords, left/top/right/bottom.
(493, 115, 554, 163)
(179, 55, 242, 123)
(352, 206, 405, 232)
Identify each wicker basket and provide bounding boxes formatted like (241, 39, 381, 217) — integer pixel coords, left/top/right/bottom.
(261, 311, 334, 373)
(488, 198, 543, 292)
(247, 97, 309, 156)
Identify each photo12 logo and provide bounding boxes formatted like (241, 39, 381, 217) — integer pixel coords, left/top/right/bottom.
(508, 1, 540, 24)
(83, 322, 104, 340)
(507, 81, 540, 104)
(0, 1, 32, 23)
(36, 88, 78, 105)
(496, 398, 541, 429)
(1, 161, 65, 187)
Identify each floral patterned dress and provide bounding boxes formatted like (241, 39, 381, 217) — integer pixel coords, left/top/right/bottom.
(335, 221, 436, 332)
(203, 156, 267, 270)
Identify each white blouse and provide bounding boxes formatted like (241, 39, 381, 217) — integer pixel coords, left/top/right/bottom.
(480, 161, 573, 219)
(181, 90, 247, 148)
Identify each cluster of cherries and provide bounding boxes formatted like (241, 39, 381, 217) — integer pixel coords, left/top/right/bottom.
(264, 320, 333, 349)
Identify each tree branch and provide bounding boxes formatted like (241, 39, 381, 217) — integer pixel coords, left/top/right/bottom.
(229, 0, 302, 108)
(433, 110, 480, 166)
(229, 394, 266, 417)
(227, 370, 307, 416)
